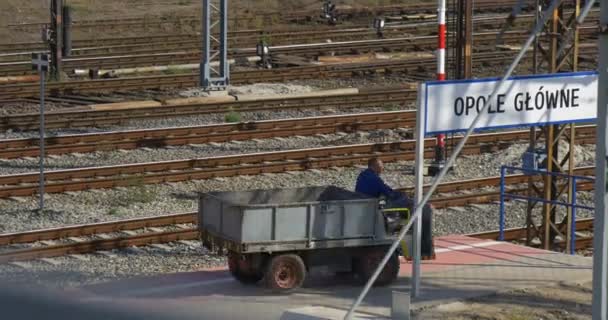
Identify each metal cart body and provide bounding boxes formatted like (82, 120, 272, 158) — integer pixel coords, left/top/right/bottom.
(198, 186, 404, 291)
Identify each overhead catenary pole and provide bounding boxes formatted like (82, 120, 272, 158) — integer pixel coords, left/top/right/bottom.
(593, 0, 608, 317)
(525, 0, 591, 253)
(200, 0, 230, 91)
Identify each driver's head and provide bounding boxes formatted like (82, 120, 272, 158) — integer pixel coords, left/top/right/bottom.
(368, 157, 384, 175)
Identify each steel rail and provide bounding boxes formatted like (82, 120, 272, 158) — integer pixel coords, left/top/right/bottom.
(0, 175, 582, 247)
(0, 111, 415, 158)
(5, 14, 594, 60)
(0, 229, 199, 263)
(0, 129, 596, 198)
(0, 213, 196, 246)
(470, 218, 595, 241)
(0, 58, 441, 99)
(0, 100, 596, 160)
(0, 30, 558, 75)
(1, 29, 598, 76)
(0, 194, 597, 263)
(0, 51, 541, 99)
(0, 89, 414, 130)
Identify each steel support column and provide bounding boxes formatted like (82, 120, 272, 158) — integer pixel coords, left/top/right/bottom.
(201, 0, 230, 90)
(49, 0, 63, 81)
(593, 0, 608, 317)
(526, 0, 581, 251)
(455, 0, 473, 79)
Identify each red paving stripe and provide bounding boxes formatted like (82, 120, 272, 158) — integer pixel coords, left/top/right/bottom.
(84, 236, 553, 293)
(400, 236, 553, 275)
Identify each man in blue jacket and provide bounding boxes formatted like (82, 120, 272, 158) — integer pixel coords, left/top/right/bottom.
(355, 157, 435, 259)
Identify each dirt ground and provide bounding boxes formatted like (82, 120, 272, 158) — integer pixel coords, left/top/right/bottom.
(0, 0, 417, 43)
(416, 281, 593, 320)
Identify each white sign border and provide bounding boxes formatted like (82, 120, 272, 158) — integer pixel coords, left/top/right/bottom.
(423, 71, 598, 136)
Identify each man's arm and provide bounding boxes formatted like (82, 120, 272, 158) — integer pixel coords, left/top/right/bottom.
(373, 174, 395, 198)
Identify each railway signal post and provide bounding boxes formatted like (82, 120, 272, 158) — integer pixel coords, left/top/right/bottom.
(32, 53, 49, 210)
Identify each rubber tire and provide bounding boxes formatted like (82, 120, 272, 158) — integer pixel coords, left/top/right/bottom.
(228, 252, 263, 285)
(264, 254, 306, 292)
(354, 249, 400, 286)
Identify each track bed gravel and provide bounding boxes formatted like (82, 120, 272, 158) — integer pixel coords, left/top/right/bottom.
(0, 141, 596, 234)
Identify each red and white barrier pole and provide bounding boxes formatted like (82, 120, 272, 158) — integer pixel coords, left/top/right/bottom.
(432, 0, 447, 175)
(437, 0, 447, 81)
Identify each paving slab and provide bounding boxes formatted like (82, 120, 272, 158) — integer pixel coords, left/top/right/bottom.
(73, 235, 592, 320)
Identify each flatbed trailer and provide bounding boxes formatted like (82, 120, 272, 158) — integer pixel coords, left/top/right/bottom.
(198, 186, 408, 292)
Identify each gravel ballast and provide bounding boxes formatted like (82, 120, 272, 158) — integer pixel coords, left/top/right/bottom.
(0, 82, 599, 290)
(0, 141, 596, 235)
(0, 129, 410, 175)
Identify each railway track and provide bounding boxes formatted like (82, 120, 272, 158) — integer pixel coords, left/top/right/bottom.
(0, 50, 538, 100)
(0, 212, 196, 246)
(0, 58, 435, 99)
(0, 21, 537, 61)
(0, 30, 550, 76)
(0, 126, 596, 199)
(0, 111, 415, 158)
(0, 36, 439, 76)
(0, 24, 431, 56)
(470, 218, 595, 251)
(0, 88, 414, 131)
(1, 39, 599, 99)
(4, 7, 596, 58)
(0, 100, 597, 161)
(0, 27, 597, 76)
(0, 168, 596, 264)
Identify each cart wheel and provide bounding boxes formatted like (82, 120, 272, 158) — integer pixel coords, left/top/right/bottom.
(354, 249, 400, 286)
(264, 254, 306, 292)
(228, 252, 263, 284)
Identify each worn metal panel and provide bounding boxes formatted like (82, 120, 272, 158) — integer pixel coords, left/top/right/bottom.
(221, 205, 242, 241)
(312, 203, 343, 239)
(201, 196, 222, 233)
(275, 206, 308, 241)
(242, 208, 273, 242)
(200, 186, 386, 252)
(343, 202, 376, 238)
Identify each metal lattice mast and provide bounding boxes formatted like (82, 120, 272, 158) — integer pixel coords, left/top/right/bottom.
(526, 0, 581, 252)
(201, 0, 229, 90)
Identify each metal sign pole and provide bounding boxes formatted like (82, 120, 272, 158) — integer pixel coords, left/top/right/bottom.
(593, 0, 608, 318)
(39, 70, 45, 210)
(412, 84, 426, 297)
(32, 53, 48, 211)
